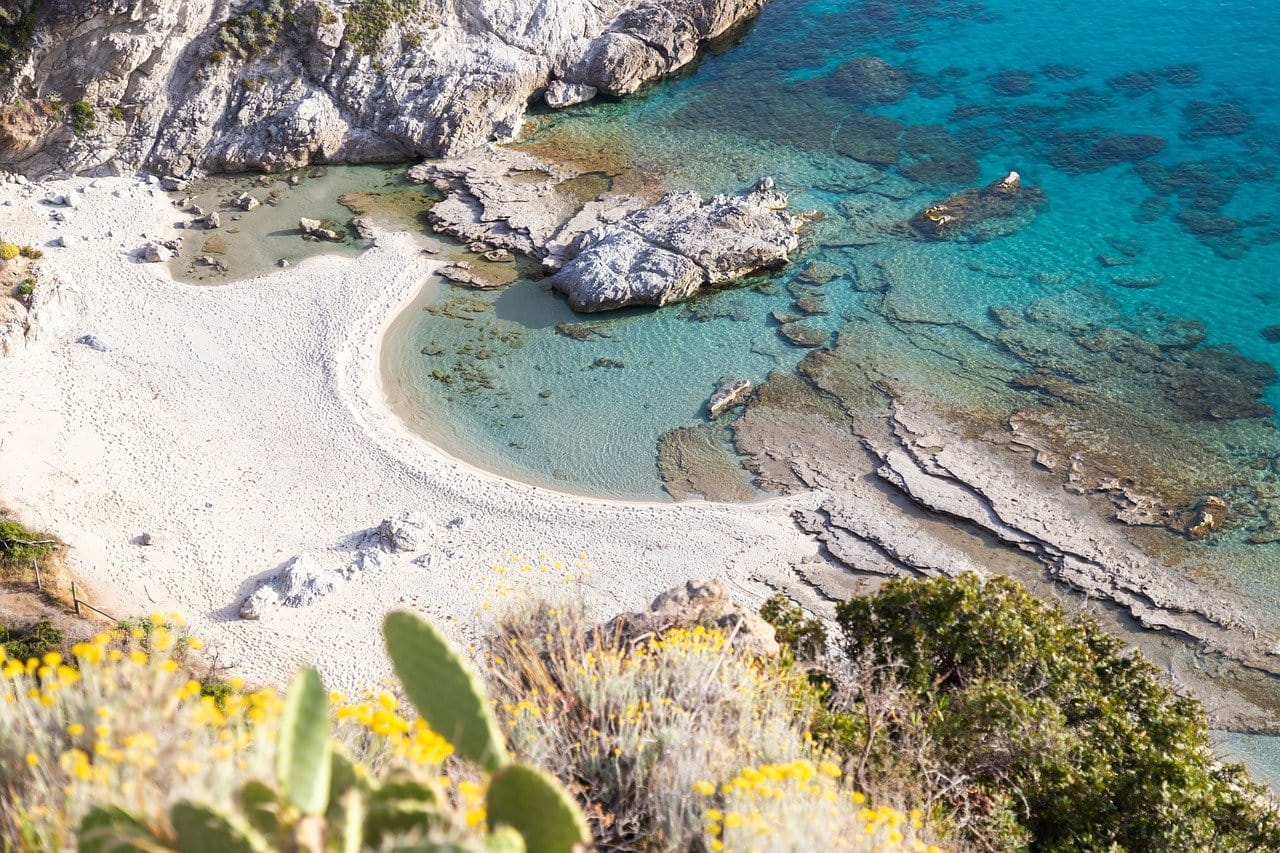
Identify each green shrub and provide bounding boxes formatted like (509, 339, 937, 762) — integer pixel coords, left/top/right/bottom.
(108, 104, 125, 122)
(760, 593, 827, 661)
(0, 518, 57, 576)
(18, 244, 42, 259)
(0, 620, 63, 663)
(67, 100, 95, 135)
(344, 0, 424, 54)
(828, 574, 1280, 851)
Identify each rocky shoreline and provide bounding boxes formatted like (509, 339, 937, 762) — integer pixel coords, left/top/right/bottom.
(0, 0, 766, 177)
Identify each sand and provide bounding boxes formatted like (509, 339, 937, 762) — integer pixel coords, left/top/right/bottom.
(0, 175, 821, 690)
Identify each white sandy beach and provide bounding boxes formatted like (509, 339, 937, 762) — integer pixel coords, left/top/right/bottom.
(0, 175, 822, 690)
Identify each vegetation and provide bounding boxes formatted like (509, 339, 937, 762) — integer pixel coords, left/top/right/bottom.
(0, 619, 62, 662)
(0, 241, 19, 262)
(0, 0, 36, 72)
(67, 100, 95, 135)
(343, 0, 424, 55)
(18, 244, 42, 259)
(485, 600, 939, 851)
(762, 575, 1280, 850)
(4, 554, 1271, 851)
(211, 0, 293, 62)
(0, 518, 58, 579)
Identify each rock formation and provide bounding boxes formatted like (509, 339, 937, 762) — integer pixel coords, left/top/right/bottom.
(0, 0, 767, 178)
(551, 181, 804, 311)
(907, 171, 1047, 241)
(607, 579, 780, 658)
(411, 150, 805, 310)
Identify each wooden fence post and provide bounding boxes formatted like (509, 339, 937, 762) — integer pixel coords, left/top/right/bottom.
(32, 556, 41, 590)
(71, 581, 81, 617)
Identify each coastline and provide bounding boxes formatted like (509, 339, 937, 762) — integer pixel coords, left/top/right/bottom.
(0, 174, 822, 690)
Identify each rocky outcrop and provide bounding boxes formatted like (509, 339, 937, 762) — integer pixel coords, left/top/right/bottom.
(607, 579, 780, 657)
(238, 553, 338, 619)
(707, 378, 753, 419)
(907, 171, 1047, 241)
(552, 181, 803, 311)
(412, 149, 805, 311)
(0, 0, 768, 178)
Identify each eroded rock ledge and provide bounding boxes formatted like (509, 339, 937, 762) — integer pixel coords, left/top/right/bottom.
(725, 343, 1280, 684)
(409, 149, 805, 310)
(0, 0, 767, 177)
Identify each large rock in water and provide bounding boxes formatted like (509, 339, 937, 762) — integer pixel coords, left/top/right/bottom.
(907, 171, 1047, 241)
(551, 180, 804, 311)
(0, 0, 769, 177)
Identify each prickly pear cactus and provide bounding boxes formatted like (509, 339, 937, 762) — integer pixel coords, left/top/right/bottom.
(383, 611, 509, 772)
(276, 667, 332, 815)
(362, 777, 446, 847)
(170, 801, 272, 853)
(486, 764, 590, 853)
(77, 805, 157, 852)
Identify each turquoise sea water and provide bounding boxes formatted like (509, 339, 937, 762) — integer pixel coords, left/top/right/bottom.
(390, 0, 1280, 503)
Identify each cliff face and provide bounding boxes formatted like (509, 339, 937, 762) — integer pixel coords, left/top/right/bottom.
(0, 0, 764, 177)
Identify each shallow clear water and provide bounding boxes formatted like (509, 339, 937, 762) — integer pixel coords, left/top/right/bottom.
(168, 165, 430, 282)
(390, 0, 1280, 501)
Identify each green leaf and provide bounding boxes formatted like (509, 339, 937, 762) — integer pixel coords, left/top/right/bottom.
(484, 827, 527, 853)
(169, 802, 271, 853)
(486, 764, 589, 853)
(363, 777, 445, 847)
(237, 780, 281, 840)
(77, 806, 167, 853)
(276, 667, 332, 815)
(383, 611, 508, 771)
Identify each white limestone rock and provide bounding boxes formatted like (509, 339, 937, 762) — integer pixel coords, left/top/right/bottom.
(378, 511, 433, 553)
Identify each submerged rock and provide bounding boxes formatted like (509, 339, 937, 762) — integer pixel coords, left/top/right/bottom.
(657, 425, 755, 502)
(707, 378, 753, 418)
(907, 171, 1046, 241)
(824, 56, 912, 105)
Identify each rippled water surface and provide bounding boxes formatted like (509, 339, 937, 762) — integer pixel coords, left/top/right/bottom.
(388, 0, 1280, 503)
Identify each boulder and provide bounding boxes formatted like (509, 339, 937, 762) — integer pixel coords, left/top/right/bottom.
(378, 511, 433, 553)
(299, 218, 343, 241)
(607, 579, 780, 658)
(238, 553, 338, 619)
(907, 171, 1047, 241)
(204, 210, 221, 229)
(140, 241, 172, 262)
(545, 80, 598, 109)
(707, 378, 753, 418)
(552, 180, 804, 312)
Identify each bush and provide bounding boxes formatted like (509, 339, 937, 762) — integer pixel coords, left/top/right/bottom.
(67, 100, 95, 135)
(1, 610, 592, 851)
(18, 244, 42, 259)
(808, 574, 1280, 850)
(0, 518, 57, 577)
(0, 241, 19, 261)
(486, 599, 940, 851)
(0, 620, 63, 663)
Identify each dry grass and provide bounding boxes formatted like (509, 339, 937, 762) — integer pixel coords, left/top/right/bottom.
(484, 598, 942, 852)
